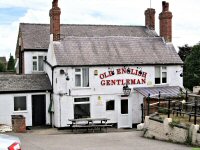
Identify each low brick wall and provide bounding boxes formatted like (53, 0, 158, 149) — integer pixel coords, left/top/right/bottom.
(144, 116, 200, 146)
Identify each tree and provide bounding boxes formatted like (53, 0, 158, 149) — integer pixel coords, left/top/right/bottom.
(178, 44, 192, 62)
(184, 43, 200, 90)
(7, 54, 15, 71)
(0, 61, 6, 72)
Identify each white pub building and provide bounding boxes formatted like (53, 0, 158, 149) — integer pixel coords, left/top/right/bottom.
(0, 0, 183, 128)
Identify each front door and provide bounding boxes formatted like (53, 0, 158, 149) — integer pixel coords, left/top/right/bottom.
(32, 95, 46, 126)
(117, 97, 132, 128)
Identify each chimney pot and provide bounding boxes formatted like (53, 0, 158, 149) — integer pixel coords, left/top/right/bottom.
(52, 0, 58, 7)
(162, 1, 169, 11)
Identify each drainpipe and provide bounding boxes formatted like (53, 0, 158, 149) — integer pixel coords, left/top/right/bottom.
(44, 59, 54, 127)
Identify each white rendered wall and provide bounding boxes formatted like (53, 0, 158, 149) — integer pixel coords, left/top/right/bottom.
(52, 65, 183, 127)
(0, 93, 50, 126)
(24, 51, 47, 74)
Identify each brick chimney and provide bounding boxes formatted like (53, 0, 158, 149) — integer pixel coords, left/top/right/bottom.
(145, 8, 156, 30)
(159, 1, 173, 42)
(49, 0, 61, 41)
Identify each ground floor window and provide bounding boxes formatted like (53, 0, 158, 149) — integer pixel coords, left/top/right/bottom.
(106, 100, 115, 111)
(74, 97, 90, 119)
(14, 96, 27, 111)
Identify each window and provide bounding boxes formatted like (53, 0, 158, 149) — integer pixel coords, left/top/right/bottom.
(106, 100, 115, 111)
(14, 96, 27, 111)
(38, 56, 44, 71)
(32, 56, 44, 72)
(74, 97, 90, 119)
(121, 99, 128, 114)
(155, 66, 167, 84)
(32, 56, 37, 71)
(75, 68, 89, 87)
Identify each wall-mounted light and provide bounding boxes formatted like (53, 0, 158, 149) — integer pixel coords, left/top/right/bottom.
(123, 84, 131, 96)
(108, 67, 115, 75)
(127, 67, 131, 74)
(60, 69, 65, 74)
(176, 70, 183, 77)
(137, 67, 143, 75)
(94, 70, 98, 76)
(66, 73, 70, 81)
(60, 69, 70, 81)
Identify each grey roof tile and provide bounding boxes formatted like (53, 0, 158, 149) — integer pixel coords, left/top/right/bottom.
(53, 36, 183, 66)
(19, 23, 158, 50)
(0, 74, 52, 92)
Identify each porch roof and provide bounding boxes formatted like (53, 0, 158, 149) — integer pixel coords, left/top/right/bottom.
(134, 86, 181, 98)
(0, 74, 52, 94)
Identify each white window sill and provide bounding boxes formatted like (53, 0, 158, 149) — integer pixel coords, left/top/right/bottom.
(154, 83, 169, 86)
(72, 87, 92, 90)
(13, 110, 28, 113)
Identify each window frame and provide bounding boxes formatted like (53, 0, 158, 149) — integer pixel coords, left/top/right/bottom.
(32, 55, 44, 72)
(106, 100, 115, 111)
(155, 66, 167, 85)
(74, 68, 89, 87)
(14, 96, 27, 112)
(73, 97, 90, 119)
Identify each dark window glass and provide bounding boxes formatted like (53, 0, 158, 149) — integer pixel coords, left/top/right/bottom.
(82, 68, 89, 87)
(38, 56, 44, 71)
(106, 100, 115, 110)
(162, 72, 167, 83)
(74, 98, 89, 102)
(121, 99, 128, 114)
(14, 96, 26, 111)
(74, 104, 90, 119)
(75, 74, 81, 86)
(155, 78, 161, 84)
(162, 77, 167, 83)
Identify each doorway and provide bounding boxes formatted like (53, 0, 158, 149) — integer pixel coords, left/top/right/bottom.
(118, 97, 132, 128)
(32, 95, 46, 126)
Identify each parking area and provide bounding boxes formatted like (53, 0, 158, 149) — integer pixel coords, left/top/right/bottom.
(8, 128, 193, 150)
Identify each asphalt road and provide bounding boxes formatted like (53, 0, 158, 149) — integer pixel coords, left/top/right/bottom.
(8, 128, 193, 150)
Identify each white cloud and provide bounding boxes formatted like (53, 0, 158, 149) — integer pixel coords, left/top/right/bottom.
(1, 0, 200, 59)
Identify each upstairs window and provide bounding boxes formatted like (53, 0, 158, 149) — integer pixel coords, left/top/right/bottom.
(155, 66, 167, 84)
(32, 56, 44, 72)
(75, 68, 89, 87)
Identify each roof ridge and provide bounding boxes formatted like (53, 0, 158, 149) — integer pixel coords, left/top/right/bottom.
(61, 36, 163, 40)
(19, 23, 146, 28)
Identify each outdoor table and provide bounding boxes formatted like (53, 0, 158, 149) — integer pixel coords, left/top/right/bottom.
(68, 118, 111, 133)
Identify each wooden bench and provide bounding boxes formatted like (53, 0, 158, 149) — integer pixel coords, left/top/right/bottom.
(71, 124, 112, 133)
(68, 118, 111, 133)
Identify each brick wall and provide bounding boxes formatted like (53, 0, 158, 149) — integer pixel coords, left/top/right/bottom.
(145, 8, 155, 30)
(49, 0, 61, 41)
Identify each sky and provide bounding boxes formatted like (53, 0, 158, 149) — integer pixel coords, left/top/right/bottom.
(0, 0, 200, 59)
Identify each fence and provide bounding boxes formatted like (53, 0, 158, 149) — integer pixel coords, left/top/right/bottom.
(141, 92, 200, 125)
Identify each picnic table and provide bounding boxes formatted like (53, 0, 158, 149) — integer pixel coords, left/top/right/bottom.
(68, 118, 112, 133)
